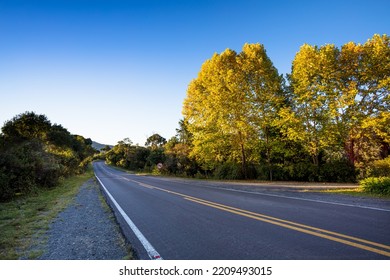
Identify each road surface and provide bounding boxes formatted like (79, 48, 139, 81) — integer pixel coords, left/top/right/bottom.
(93, 161, 390, 260)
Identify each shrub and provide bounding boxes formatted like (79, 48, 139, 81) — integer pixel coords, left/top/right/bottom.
(35, 156, 61, 188)
(290, 162, 318, 181)
(256, 164, 288, 181)
(0, 168, 12, 201)
(369, 157, 390, 177)
(214, 162, 258, 180)
(319, 159, 357, 183)
(214, 162, 243, 180)
(360, 177, 390, 195)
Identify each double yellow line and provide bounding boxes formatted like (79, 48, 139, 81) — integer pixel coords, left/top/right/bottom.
(128, 177, 390, 258)
(185, 196, 390, 257)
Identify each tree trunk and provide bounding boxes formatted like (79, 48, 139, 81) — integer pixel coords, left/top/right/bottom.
(239, 131, 247, 179)
(240, 142, 248, 179)
(265, 128, 273, 181)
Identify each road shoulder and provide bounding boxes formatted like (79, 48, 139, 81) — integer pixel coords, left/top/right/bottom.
(36, 178, 132, 260)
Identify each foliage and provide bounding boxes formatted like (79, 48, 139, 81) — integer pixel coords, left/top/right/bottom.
(360, 177, 390, 195)
(0, 112, 96, 201)
(163, 136, 197, 176)
(214, 162, 259, 180)
(287, 43, 340, 165)
(282, 34, 389, 174)
(145, 134, 166, 149)
(319, 159, 357, 183)
(101, 35, 389, 183)
(1, 111, 51, 142)
(214, 162, 244, 180)
(367, 157, 390, 177)
(183, 43, 285, 178)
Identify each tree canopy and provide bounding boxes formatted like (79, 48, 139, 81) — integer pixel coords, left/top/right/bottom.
(95, 34, 389, 183)
(100, 35, 389, 182)
(183, 43, 285, 178)
(0, 112, 96, 201)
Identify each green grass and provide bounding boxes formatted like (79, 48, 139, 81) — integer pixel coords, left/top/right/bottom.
(0, 166, 93, 260)
(321, 187, 390, 198)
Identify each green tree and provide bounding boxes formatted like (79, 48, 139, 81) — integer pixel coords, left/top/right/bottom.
(145, 134, 167, 150)
(2, 111, 51, 142)
(0, 112, 96, 201)
(164, 136, 194, 175)
(176, 118, 192, 144)
(106, 138, 134, 168)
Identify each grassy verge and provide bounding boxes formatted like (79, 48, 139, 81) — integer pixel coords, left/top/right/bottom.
(0, 166, 93, 259)
(321, 187, 390, 199)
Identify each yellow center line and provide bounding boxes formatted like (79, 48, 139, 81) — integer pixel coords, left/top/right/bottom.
(126, 177, 390, 257)
(184, 196, 390, 251)
(185, 198, 390, 258)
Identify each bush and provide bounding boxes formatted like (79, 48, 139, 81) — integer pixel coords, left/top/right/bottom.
(360, 177, 390, 195)
(369, 157, 390, 177)
(35, 157, 61, 188)
(0, 168, 12, 201)
(319, 159, 357, 183)
(214, 162, 258, 180)
(214, 162, 244, 180)
(288, 162, 318, 181)
(256, 164, 294, 181)
(0, 142, 40, 201)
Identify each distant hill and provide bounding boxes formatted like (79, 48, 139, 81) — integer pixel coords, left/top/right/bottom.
(92, 141, 113, 151)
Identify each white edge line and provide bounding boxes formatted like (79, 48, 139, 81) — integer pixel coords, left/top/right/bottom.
(95, 174, 163, 260)
(100, 163, 390, 212)
(202, 186, 390, 212)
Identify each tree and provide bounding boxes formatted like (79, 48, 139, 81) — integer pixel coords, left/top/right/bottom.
(287, 43, 340, 166)
(145, 134, 166, 149)
(176, 118, 192, 144)
(106, 138, 134, 168)
(184, 49, 246, 172)
(2, 111, 51, 142)
(338, 34, 390, 170)
(282, 34, 389, 179)
(183, 44, 284, 178)
(238, 43, 286, 180)
(101, 145, 112, 152)
(0, 112, 95, 201)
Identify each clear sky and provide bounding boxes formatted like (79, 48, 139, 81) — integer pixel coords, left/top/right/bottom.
(1, 0, 389, 145)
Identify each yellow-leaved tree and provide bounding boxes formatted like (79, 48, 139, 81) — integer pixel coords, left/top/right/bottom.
(338, 34, 390, 174)
(286, 43, 340, 166)
(283, 34, 389, 177)
(183, 43, 284, 178)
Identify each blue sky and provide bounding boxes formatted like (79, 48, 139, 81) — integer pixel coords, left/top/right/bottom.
(1, 0, 389, 145)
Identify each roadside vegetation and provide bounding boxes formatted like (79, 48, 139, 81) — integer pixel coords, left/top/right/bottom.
(0, 166, 93, 259)
(0, 112, 97, 259)
(97, 35, 389, 195)
(0, 112, 96, 202)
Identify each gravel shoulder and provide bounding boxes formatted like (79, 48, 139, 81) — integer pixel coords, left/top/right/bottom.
(37, 178, 132, 260)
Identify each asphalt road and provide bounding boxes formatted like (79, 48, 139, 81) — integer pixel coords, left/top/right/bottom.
(93, 161, 390, 260)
